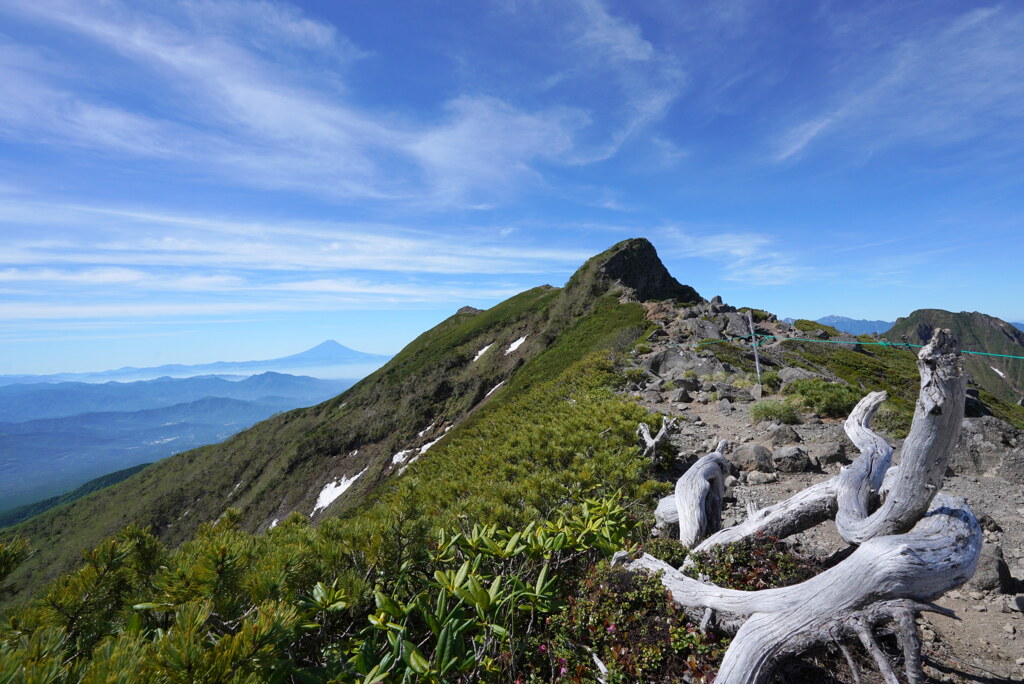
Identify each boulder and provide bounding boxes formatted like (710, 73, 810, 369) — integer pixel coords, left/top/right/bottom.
(964, 543, 1013, 594)
(996, 452, 1024, 484)
(812, 441, 848, 466)
(747, 471, 779, 485)
(779, 367, 821, 388)
(750, 384, 763, 400)
(732, 444, 774, 472)
(772, 445, 813, 472)
(713, 382, 754, 403)
(763, 424, 801, 447)
(642, 390, 662, 403)
(667, 388, 693, 403)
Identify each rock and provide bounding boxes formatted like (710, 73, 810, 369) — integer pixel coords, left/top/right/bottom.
(668, 388, 692, 403)
(812, 442, 847, 466)
(642, 390, 662, 403)
(747, 471, 779, 485)
(763, 424, 801, 447)
(1004, 624, 1016, 635)
(750, 384, 763, 400)
(713, 382, 754, 403)
(921, 628, 936, 643)
(779, 367, 821, 388)
(965, 543, 1013, 594)
(719, 398, 733, 411)
(997, 452, 1024, 484)
(732, 444, 774, 472)
(696, 392, 711, 404)
(1008, 595, 1024, 612)
(814, 329, 830, 339)
(772, 445, 813, 472)
(723, 312, 749, 338)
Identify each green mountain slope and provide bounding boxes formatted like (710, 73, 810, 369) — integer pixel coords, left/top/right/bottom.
(885, 309, 1024, 404)
(1, 238, 699, 609)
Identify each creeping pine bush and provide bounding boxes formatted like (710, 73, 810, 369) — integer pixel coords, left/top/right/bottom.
(749, 400, 800, 425)
(783, 378, 865, 418)
(760, 370, 781, 393)
(685, 534, 821, 591)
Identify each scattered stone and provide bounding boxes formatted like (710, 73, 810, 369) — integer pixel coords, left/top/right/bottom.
(921, 628, 937, 643)
(813, 442, 847, 466)
(965, 543, 1013, 594)
(747, 471, 779, 485)
(714, 382, 754, 403)
(732, 444, 774, 472)
(969, 591, 985, 601)
(763, 424, 801, 447)
(1004, 624, 1016, 635)
(667, 388, 692, 403)
(772, 445, 813, 473)
(643, 390, 662, 403)
(973, 605, 988, 612)
(719, 398, 733, 411)
(750, 384, 763, 400)
(779, 367, 820, 388)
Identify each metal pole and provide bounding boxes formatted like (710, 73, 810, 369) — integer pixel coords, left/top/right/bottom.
(748, 310, 762, 385)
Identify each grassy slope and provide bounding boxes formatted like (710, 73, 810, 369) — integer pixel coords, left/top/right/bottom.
(0, 463, 151, 530)
(886, 309, 1024, 403)
(1, 244, 657, 611)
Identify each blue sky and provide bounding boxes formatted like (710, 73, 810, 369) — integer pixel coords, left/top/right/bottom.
(2, 0, 1023, 374)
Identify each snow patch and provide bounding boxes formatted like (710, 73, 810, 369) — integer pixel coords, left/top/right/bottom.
(232, 481, 242, 492)
(269, 519, 279, 529)
(485, 381, 505, 397)
(473, 343, 494, 362)
(504, 336, 527, 355)
(392, 449, 414, 465)
(312, 467, 368, 516)
(419, 436, 442, 455)
(991, 366, 1006, 379)
(418, 422, 435, 438)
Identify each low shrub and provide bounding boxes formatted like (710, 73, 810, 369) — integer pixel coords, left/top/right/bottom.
(685, 534, 821, 591)
(749, 400, 800, 425)
(760, 370, 781, 393)
(783, 378, 864, 418)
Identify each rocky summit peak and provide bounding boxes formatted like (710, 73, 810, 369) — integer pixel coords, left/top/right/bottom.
(590, 238, 702, 303)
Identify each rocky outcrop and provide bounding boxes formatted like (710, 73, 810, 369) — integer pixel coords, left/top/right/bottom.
(595, 238, 702, 302)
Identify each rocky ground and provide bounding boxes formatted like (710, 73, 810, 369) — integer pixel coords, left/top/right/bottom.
(624, 297, 1024, 683)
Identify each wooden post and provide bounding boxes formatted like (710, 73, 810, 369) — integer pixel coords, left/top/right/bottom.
(748, 310, 762, 385)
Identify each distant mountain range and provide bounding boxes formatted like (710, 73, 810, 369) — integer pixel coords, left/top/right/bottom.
(0, 372, 353, 510)
(782, 315, 894, 335)
(0, 340, 389, 386)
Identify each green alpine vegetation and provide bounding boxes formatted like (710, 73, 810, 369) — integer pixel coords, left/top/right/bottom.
(885, 308, 1024, 404)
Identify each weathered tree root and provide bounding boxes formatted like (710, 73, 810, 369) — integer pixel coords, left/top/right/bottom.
(637, 417, 678, 464)
(624, 330, 980, 683)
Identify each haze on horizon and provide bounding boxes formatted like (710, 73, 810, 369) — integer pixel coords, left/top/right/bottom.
(2, 0, 1023, 375)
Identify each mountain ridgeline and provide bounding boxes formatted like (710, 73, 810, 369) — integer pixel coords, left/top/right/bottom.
(885, 309, 1024, 404)
(3, 238, 700, 605)
(3, 238, 1024, 681)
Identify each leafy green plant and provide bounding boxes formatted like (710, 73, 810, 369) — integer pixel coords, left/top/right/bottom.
(685, 534, 821, 591)
(760, 370, 781, 393)
(783, 379, 864, 418)
(749, 400, 800, 425)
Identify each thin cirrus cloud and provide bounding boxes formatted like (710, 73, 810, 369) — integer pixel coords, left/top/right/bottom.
(774, 6, 1024, 162)
(0, 0, 681, 207)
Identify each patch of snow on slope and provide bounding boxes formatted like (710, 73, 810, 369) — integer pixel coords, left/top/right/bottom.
(418, 422, 435, 437)
(269, 519, 279, 529)
(485, 381, 505, 397)
(419, 436, 442, 454)
(473, 343, 494, 362)
(505, 336, 527, 355)
(392, 449, 414, 465)
(312, 467, 368, 516)
(991, 366, 1006, 379)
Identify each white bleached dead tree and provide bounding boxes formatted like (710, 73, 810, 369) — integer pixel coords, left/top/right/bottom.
(619, 329, 981, 683)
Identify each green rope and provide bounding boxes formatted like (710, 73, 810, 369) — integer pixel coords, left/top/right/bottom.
(692, 333, 1024, 361)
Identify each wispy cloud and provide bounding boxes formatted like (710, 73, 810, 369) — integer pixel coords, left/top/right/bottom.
(774, 6, 1024, 161)
(660, 225, 815, 285)
(0, 0, 680, 207)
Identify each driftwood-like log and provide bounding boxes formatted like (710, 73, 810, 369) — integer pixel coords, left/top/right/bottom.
(623, 493, 980, 683)
(673, 442, 729, 546)
(625, 329, 980, 683)
(836, 330, 966, 544)
(636, 417, 677, 463)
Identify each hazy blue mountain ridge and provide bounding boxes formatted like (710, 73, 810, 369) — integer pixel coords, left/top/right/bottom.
(0, 340, 388, 385)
